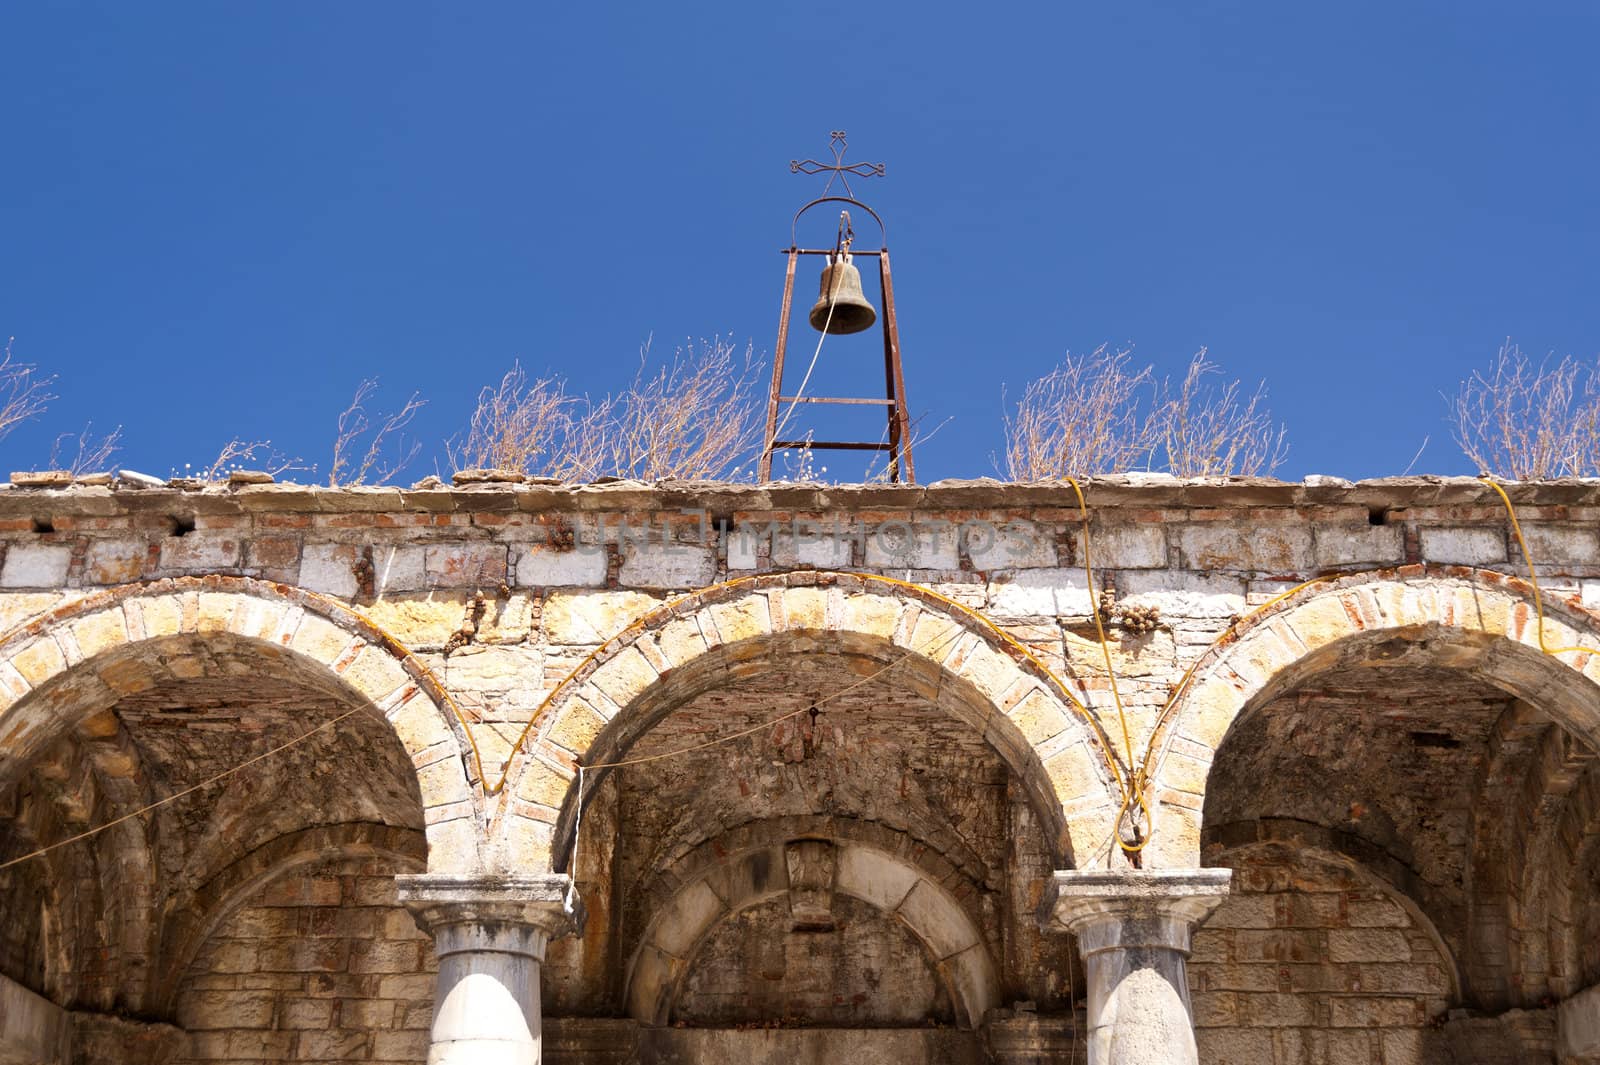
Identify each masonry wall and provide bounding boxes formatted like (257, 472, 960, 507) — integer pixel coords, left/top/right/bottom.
(2, 475, 1600, 1064)
(173, 856, 434, 1064)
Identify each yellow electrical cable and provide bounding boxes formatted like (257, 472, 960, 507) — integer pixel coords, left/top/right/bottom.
(1062, 477, 1147, 854)
(1481, 475, 1600, 659)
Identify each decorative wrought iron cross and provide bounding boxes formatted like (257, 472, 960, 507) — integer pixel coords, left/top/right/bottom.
(790, 131, 885, 199)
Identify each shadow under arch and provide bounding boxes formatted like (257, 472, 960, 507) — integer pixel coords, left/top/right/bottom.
(1143, 566, 1600, 866)
(153, 822, 426, 1014)
(496, 572, 1125, 873)
(625, 826, 1000, 1029)
(0, 575, 482, 874)
(1201, 836, 1464, 1004)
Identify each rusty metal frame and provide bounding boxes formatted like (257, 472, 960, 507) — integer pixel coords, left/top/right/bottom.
(758, 195, 915, 483)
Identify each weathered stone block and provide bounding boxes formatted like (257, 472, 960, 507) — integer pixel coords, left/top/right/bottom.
(618, 543, 714, 589)
(299, 543, 361, 597)
(1419, 526, 1505, 565)
(516, 543, 607, 587)
(159, 534, 241, 572)
(1314, 525, 1405, 567)
(864, 520, 959, 570)
(1, 543, 71, 588)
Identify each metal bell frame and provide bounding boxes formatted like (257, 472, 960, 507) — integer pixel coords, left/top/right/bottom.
(757, 194, 915, 484)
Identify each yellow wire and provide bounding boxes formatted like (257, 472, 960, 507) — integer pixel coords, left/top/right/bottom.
(1062, 477, 1147, 854)
(1480, 475, 1600, 659)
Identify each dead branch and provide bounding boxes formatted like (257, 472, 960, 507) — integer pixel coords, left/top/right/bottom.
(1450, 341, 1600, 479)
(191, 440, 309, 482)
(1001, 346, 1156, 480)
(330, 377, 425, 486)
(1154, 350, 1287, 477)
(49, 423, 122, 476)
(0, 339, 57, 444)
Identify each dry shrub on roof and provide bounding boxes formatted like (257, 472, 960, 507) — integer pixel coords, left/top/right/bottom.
(446, 363, 575, 476)
(1002, 346, 1156, 481)
(330, 378, 426, 486)
(1001, 345, 1287, 480)
(1450, 341, 1600, 479)
(450, 337, 762, 481)
(1155, 350, 1286, 477)
(0, 339, 57, 446)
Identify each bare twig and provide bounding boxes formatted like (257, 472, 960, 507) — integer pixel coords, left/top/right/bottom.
(446, 362, 575, 475)
(49, 423, 122, 476)
(0, 339, 57, 444)
(1153, 350, 1287, 477)
(1402, 435, 1430, 476)
(1450, 341, 1600, 479)
(452, 338, 763, 482)
(330, 378, 425, 486)
(564, 336, 763, 482)
(189, 440, 309, 481)
(1000, 346, 1156, 480)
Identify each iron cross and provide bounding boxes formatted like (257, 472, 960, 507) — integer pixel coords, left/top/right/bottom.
(790, 131, 885, 199)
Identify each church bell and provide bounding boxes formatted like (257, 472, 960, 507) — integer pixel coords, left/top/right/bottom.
(808, 252, 877, 335)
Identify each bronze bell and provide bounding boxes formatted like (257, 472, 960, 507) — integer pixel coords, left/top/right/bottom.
(809, 254, 877, 335)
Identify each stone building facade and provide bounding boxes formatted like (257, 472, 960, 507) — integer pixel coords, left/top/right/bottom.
(0, 474, 1599, 1064)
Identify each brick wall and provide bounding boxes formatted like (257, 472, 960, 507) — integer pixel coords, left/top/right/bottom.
(1192, 846, 1453, 1065)
(173, 856, 433, 1064)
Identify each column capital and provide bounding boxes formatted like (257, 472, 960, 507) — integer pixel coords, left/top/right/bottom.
(397, 873, 583, 956)
(1046, 868, 1231, 953)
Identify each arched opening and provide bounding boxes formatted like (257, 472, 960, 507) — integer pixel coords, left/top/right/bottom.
(0, 580, 473, 1063)
(507, 576, 1106, 1060)
(1167, 573, 1600, 1063)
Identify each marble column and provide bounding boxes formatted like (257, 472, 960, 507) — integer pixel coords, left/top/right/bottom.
(398, 874, 581, 1065)
(1047, 869, 1231, 1065)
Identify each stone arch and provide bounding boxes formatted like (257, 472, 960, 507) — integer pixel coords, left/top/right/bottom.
(1195, 838, 1463, 1037)
(0, 576, 481, 873)
(1146, 566, 1600, 865)
(626, 835, 1000, 1029)
(497, 572, 1123, 873)
(153, 822, 425, 1012)
(1203, 826, 1463, 1001)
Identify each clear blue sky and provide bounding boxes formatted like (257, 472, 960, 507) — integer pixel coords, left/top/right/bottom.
(2, 3, 1596, 482)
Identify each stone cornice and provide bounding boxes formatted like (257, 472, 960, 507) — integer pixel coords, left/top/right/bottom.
(3, 474, 1600, 519)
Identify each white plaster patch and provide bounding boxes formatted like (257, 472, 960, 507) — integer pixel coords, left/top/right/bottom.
(986, 568, 1092, 617)
(299, 543, 360, 597)
(0, 544, 72, 589)
(618, 543, 715, 589)
(1419, 526, 1505, 566)
(1118, 571, 1246, 619)
(515, 544, 607, 588)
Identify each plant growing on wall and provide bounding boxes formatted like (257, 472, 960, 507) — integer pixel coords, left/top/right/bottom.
(1450, 341, 1600, 479)
(1001, 346, 1286, 480)
(448, 336, 762, 481)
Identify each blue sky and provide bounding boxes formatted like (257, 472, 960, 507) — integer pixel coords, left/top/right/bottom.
(2, 3, 1596, 482)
